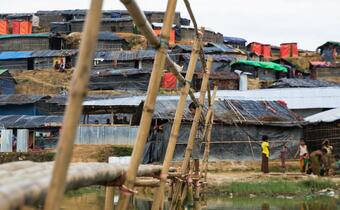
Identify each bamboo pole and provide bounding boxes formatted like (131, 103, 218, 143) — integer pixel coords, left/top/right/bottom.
(170, 57, 212, 209)
(201, 86, 217, 176)
(43, 1, 103, 210)
(151, 34, 202, 210)
(116, 0, 178, 209)
(119, 0, 199, 107)
(105, 187, 114, 210)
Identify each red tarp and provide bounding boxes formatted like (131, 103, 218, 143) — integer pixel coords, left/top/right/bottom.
(0, 20, 8, 34)
(162, 72, 177, 89)
(262, 45, 271, 58)
(154, 29, 175, 45)
(11, 20, 32, 34)
(280, 43, 298, 58)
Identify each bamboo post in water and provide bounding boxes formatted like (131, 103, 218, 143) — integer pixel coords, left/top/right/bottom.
(170, 57, 212, 209)
(116, 0, 178, 209)
(44, 1, 103, 210)
(105, 186, 114, 210)
(151, 35, 203, 210)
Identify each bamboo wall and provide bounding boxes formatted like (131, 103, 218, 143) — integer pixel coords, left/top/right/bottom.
(0, 38, 49, 51)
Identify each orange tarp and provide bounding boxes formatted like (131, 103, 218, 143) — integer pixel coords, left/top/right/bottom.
(12, 20, 32, 34)
(161, 72, 177, 89)
(0, 20, 8, 34)
(153, 29, 175, 45)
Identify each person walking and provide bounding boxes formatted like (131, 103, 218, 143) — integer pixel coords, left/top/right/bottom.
(261, 135, 270, 174)
(280, 144, 288, 173)
(322, 139, 333, 176)
(309, 149, 327, 176)
(294, 140, 309, 173)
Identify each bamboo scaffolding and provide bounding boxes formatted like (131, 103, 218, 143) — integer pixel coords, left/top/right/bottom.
(119, 0, 200, 107)
(116, 0, 178, 209)
(182, 0, 211, 105)
(201, 86, 218, 177)
(44, 1, 103, 210)
(170, 57, 212, 209)
(151, 34, 203, 210)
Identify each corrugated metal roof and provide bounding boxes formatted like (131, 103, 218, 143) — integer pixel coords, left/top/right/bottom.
(271, 78, 340, 88)
(0, 115, 63, 129)
(305, 107, 340, 123)
(94, 50, 156, 61)
(83, 95, 180, 107)
(30, 50, 78, 58)
(209, 88, 340, 110)
(0, 33, 50, 40)
(0, 51, 33, 60)
(70, 17, 132, 23)
(182, 54, 237, 62)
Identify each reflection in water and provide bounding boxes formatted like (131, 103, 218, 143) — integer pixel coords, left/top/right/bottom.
(56, 187, 339, 210)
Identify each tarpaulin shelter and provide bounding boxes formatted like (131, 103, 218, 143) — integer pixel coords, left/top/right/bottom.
(11, 20, 32, 34)
(223, 36, 247, 49)
(317, 41, 340, 62)
(142, 99, 303, 161)
(280, 43, 298, 58)
(0, 69, 16, 95)
(161, 72, 177, 89)
(0, 20, 8, 34)
(248, 42, 271, 58)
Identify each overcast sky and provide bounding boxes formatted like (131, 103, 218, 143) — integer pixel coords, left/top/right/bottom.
(1, 0, 339, 50)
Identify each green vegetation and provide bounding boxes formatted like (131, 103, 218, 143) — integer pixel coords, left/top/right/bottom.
(65, 186, 104, 197)
(223, 179, 335, 196)
(93, 145, 133, 162)
(0, 152, 55, 164)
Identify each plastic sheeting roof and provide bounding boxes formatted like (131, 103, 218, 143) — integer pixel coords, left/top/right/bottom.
(305, 107, 340, 123)
(153, 99, 302, 126)
(97, 32, 124, 41)
(223, 36, 247, 44)
(0, 51, 32, 60)
(232, 60, 288, 72)
(210, 88, 340, 110)
(0, 33, 50, 39)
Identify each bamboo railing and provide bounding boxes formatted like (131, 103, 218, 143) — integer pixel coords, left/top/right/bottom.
(0, 161, 163, 210)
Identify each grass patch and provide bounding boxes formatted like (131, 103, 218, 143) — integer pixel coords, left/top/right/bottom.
(94, 145, 133, 162)
(228, 179, 336, 196)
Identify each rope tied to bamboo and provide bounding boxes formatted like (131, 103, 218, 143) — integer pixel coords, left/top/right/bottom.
(119, 185, 138, 196)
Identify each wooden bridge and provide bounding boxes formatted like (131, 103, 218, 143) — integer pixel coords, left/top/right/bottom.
(1, 0, 217, 209)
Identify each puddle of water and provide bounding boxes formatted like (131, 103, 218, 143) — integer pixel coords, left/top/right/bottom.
(32, 186, 340, 210)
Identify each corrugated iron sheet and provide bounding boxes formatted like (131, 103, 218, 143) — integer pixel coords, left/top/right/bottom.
(0, 95, 50, 105)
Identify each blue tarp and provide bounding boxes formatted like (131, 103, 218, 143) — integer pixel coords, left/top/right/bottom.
(97, 32, 124, 41)
(0, 51, 32, 60)
(224, 36, 247, 44)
